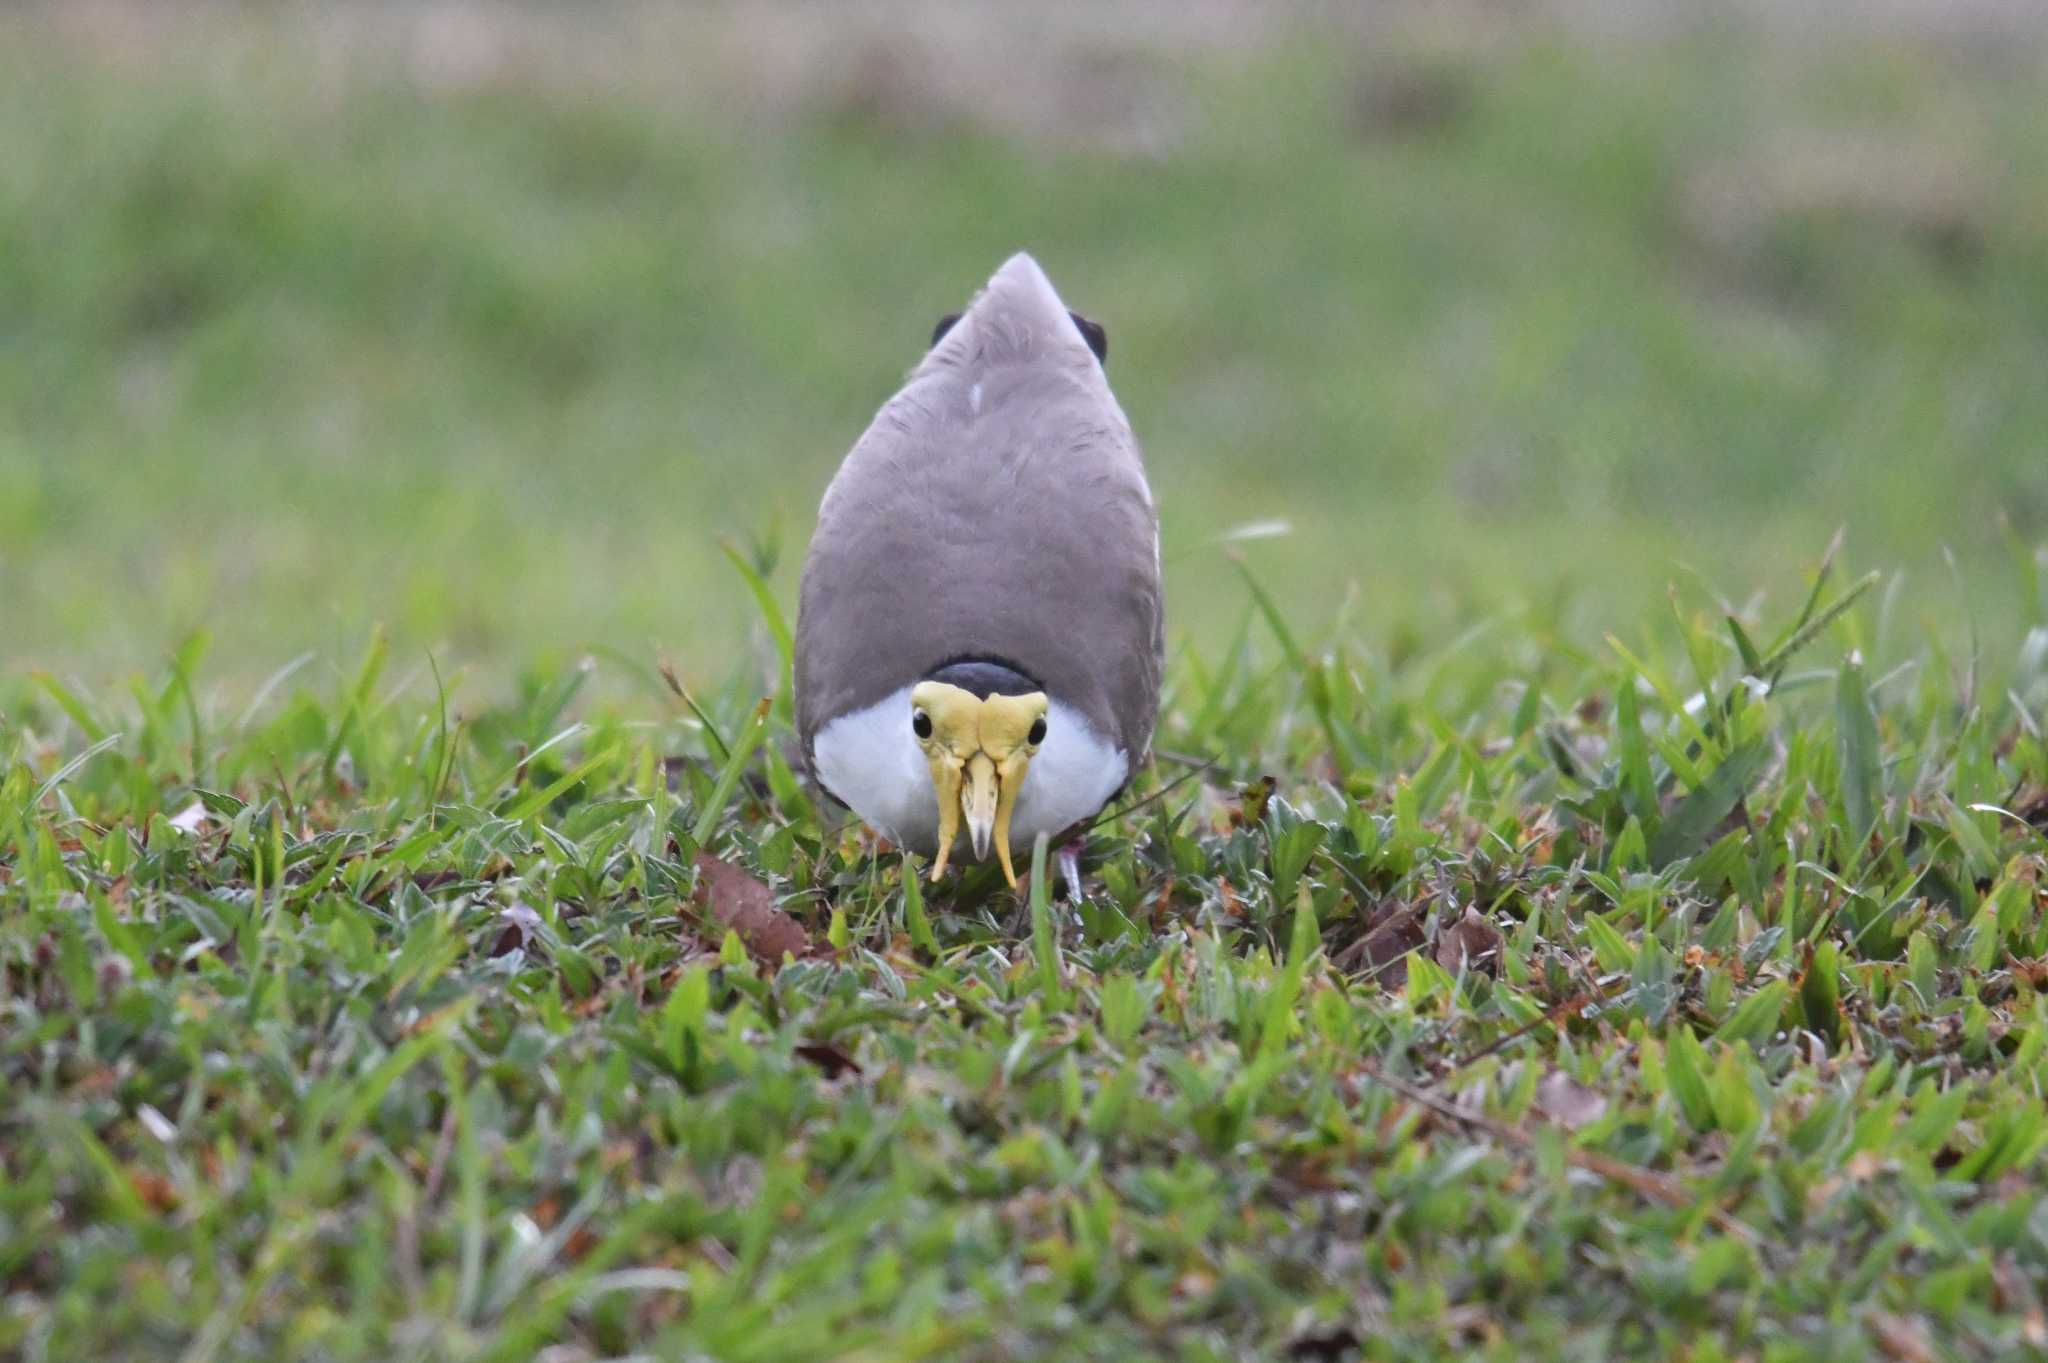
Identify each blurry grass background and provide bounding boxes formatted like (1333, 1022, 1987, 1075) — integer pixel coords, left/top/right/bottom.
(4, 1, 2046, 684)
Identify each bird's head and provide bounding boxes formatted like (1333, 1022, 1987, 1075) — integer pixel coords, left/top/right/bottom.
(910, 678, 1048, 887)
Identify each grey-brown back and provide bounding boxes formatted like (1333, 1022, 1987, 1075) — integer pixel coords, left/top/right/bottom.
(795, 253, 1163, 765)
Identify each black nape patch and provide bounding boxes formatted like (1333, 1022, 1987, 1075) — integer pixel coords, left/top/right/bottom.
(924, 656, 1042, 699)
(929, 308, 1108, 366)
(1068, 311, 1108, 366)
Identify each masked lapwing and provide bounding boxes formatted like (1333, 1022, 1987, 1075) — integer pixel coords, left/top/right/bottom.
(795, 252, 1162, 888)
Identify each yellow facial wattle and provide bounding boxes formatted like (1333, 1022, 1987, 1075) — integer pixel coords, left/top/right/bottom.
(910, 681, 1048, 887)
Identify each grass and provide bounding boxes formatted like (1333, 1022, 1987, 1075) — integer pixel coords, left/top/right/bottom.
(6, 543, 2048, 1361)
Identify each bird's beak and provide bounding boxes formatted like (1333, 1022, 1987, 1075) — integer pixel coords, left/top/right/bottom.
(926, 756, 964, 880)
(991, 749, 1027, 888)
(963, 752, 999, 866)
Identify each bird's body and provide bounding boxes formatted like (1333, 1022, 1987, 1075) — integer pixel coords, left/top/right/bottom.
(795, 253, 1162, 880)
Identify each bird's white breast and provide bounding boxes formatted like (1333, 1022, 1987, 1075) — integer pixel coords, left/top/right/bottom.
(812, 685, 1129, 855)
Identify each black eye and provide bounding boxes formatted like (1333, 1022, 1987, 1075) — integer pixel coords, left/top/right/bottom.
(1028, 716, 1047, 745)
(912, 709, 933, 739)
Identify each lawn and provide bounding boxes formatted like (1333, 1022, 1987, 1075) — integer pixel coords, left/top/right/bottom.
(7, 544, 2048, 1361)
(6, 4, 2048, 1361)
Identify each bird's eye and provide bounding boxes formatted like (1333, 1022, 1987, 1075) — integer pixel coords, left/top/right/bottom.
(912, 709, 933, 739)
(1028, 716, 1047, 745)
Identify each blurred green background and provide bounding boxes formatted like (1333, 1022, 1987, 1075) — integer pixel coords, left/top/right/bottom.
(4, 2, 2045, 688)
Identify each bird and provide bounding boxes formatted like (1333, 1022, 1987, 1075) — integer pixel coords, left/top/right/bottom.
(794, 252, 1163, 888)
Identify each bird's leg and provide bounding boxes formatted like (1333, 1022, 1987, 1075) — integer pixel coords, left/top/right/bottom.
(1056, 839, 1086, 903)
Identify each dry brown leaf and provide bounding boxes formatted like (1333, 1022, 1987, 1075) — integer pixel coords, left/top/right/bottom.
(1992, 1251, 2034, 1314)
(2007, 953, 2048, 990)
(1869, 1311, 1935, 1363)
(693, 852, 812, 969)
(128, 1168, 179, 1212)
(1436, 905, 1503, 976)
(1337, 899, 1426, 989)
(794, 1040, 862, 1079)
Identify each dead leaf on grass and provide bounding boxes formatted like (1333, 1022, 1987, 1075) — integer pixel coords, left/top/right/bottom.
(794, 1040, 862, 1079)
(1337, 899, 1427, 989)
(127, 1168, 180, 1212)
(1436, 905, 1503, 975)
(692, 852, 811, 969)
(1869, 1311, 1935, 1363)
(1991, 1251, 2035, 1316)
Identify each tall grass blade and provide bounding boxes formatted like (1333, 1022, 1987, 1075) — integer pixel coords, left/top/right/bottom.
(723, 541, 795, 720)
(1029, 832, 1062, 999)
(690, 698, 771, 847)
(1835, 652, 1882, 846)
(1760, 572, 1878, 689)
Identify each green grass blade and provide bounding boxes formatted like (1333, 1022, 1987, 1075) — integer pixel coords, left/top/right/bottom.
(1725, 615, 1764, 677)
(1648, 738, 1770, 869)
(1835, 652, 1882, 846)
(723, 541, 796, 719)
(321, 628, 390, 785)
(1029, 832, 1062, 1000)
(902, 855, 937, 955)
(1760, 572, 1879, 688)
(29, 672, 111, 744)
(690, 698, 771, 847)
(1232, 556, 1306, 669)
(15, 733, 124, 828)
